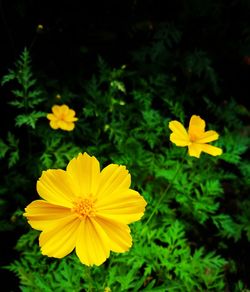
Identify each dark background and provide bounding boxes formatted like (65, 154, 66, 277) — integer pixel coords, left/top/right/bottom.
(1, 0, 250, 290)
(1, 0, 250, 104)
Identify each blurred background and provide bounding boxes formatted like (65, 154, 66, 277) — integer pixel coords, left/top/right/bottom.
(1, 0, 250, 105)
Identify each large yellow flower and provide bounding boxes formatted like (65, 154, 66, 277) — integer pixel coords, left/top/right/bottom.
(169, 115, 223, 158)
(47, 104, 78, 131)
(24, 153, 147, 266)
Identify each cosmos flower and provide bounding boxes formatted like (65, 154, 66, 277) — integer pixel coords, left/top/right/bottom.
(47, 104, 78, 131)
(24, 153, 147, 266)
(169, 115, 223, 158)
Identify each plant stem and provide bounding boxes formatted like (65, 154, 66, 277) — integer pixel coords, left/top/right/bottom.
(145, 151, 187, 226)
(86, 266, 93, 292)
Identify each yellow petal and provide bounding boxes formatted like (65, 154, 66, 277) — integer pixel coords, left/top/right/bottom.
(96, 164, 131, 199)
(64, 109, 78, 122)
(199, 144, 223, 156)
(37, 169, 74, 207)
(170, 133, 190, 146)
(94, 217, 132, 253)
(49, 120, 59, 129)
(67, 109, 76, 117)
(169, 121, 189, 143)
(47, 113, 57, 121)
(188, 143, 202, 158)
(66, 153, 100, 198)
(188, 115, 206, 138)
(194, 130, 219, 143)
(61, 104, 69, 113)
(24, 200, 72, 230)
(52, 105, 61, 116)
(96, 189, 147, 224)
(39, 215, 80, 258)
(58, 120, 75, 131)
(75, 218, 110, 266)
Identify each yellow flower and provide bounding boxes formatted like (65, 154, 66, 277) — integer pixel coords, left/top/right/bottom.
(47, 104, 78, 131)
(24, 153, 147, 266)
(55, 94, 61, 99)
(169, 115, 223, 158)
(36, 24, 44, 32)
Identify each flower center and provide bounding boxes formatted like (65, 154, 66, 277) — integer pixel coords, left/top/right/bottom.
(72, 197, 95, 219)
(59, 113, 66, 121)
(189, 133, 197, 142)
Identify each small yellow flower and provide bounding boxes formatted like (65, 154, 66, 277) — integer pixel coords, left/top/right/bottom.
(47, 104, 78, 131)
(24, 153, 147, 266)
(36, 24, 44, 32)
(55, 94, 61, 99)
(104, 288, 111, 292)
(169, 115, 223, 158)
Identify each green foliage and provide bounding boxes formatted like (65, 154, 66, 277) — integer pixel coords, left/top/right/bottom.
(184, 50, 219, 94)
(0, 132, 20, 168)
(40, 135, 82, 169)
(212, 214, 243, 241)
(1, 23, 250, 292)
(219, 129, 250, 165)
(9, 221, 226, 292)
(15, 111, 46, 129)
(0, 138, 9, 159)
(2, 47, 44, 109)
(1, 47, 45, 131)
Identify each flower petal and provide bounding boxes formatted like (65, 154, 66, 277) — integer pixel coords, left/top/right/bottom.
(195, 130, 219, 143)
(37, 169, 74, 207)
(52, 105, 62, 116)
(39, 215, 80, 258)
(188, 143, 203, 158)
(75, 218, 110, 266)
(49, 120, 60, 129)
(199, 144, 223, 156)
(188, 115, 205, 138)
(66, 153, 100, 198)
(64, 109, 78, 122)
(61, 105, 69, 113)
(58, 120, 75, 131)
(94, 217, 132, 253)
(96, 165, 131, 199)
(24, 200, 72, 230)
(47, 113, 57, 121)
(170, 133, 190, 146)
(169, 121, 189, 144)
(96, 189, 146, 224)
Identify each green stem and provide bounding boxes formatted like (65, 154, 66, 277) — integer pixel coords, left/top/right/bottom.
(22, 67, 32, 158)
(86, 266, 93, 292)
(144, 151, 187, 226)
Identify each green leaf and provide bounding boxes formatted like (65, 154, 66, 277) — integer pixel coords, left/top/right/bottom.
(110, 80, 126, 93)
(1, 69, 16, 85)
(8, 150, 19, 168)
(0, 139, 9, 158)
(15, 111, 46, 129)
(212, 214, 242, 241)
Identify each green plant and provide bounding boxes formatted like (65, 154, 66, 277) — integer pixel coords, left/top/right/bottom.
(1, 30, 249, 291)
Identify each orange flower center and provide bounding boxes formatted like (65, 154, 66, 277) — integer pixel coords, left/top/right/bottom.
(58, 113, 66, 121)
(72, 197, 95, 218)
(189, 133, 197, 142)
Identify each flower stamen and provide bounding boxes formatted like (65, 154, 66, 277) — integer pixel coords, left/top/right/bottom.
(189, 133, 196, 142)
(72, 197, 95, 218)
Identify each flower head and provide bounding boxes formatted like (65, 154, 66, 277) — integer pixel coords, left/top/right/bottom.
(47, 104, 78, 131)
(169, 115, 223, 158)
(24, 153, 147, 266)
(36, 24, 44, 33)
